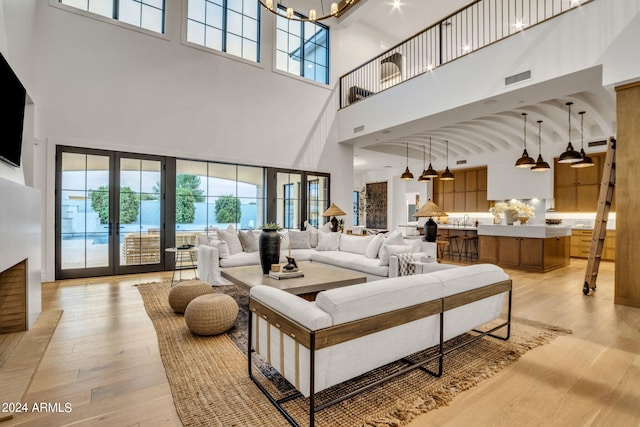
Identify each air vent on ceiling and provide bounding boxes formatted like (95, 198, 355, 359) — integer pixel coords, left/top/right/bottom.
(354, 125, 365, 133)
(456, 160, 467, 165)
(588, 140, 607, 147)
(505, 70, 531, 86)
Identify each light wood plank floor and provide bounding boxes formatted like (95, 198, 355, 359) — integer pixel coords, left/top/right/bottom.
(1, 259, 639, 426)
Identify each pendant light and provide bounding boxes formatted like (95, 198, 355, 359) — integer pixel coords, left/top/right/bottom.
(418, 144, 430, 182)
(571, 111, 595, 168)
(440, 140, 455, 180)
(531, 120, 551, 172)
(400, 142, 414, 180)
(515, 112, 536, 168)
(424, 136, 439, 178)
(558, 101, 582, 163)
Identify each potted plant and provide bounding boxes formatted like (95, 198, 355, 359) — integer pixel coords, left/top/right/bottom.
(258, 222, 282, 274)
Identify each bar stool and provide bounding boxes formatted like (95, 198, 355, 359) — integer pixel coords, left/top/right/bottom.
(441, 235, 459, 260)
(459, 235, 478, 261)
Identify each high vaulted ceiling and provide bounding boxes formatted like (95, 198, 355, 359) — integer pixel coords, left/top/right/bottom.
(337, 0, 617, 173)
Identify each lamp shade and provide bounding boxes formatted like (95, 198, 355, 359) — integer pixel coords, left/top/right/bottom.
(414, 200, 447, 218)
(322, 203, 346, 217)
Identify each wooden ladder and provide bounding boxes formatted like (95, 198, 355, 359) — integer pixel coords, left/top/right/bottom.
(583, 137, 616, 295)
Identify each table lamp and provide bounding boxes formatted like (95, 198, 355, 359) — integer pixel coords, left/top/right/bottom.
(322, 203, 346, 232)
(414, 200, 447, 242)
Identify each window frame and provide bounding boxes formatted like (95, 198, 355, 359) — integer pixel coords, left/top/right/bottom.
(275, 6, 330, 85)
(184, 0, 262, 63)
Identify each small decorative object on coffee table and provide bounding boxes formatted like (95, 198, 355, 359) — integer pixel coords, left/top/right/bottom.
(283, 256, 298, 272)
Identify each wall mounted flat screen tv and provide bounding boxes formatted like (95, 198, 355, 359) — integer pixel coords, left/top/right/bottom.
(0, 53, 26, 167)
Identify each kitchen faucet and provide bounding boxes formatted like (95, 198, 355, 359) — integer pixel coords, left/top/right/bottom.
(463, 214, 470, 227)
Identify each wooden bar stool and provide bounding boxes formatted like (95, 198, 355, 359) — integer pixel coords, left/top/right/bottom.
(459, 235, 478, 261)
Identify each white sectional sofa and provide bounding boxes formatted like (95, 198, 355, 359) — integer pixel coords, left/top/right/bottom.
(248, 263, 512, 426)
(196, 224, 439, 284)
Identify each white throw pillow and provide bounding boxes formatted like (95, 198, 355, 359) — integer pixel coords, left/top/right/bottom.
(217, 227, 243, 255)
(384, 230, 405, 245)
(365, 233, 385, 259)
(316, 232, 341, 251)
(238, 230, 258, 253)
(210, 240, 230, 259)
(304, 221, 319, 247)
(378, 244, 413, 266)
(289, 230, 311, 249)
(280, 231, 290, 251)
(320, 222, 332, 233)
(339, 234, 373, 255)
(196, 234, 217, 246)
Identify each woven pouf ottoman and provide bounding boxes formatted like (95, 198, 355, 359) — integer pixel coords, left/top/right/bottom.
(184, 294, 239, 336)
(168, 280, 214, 314)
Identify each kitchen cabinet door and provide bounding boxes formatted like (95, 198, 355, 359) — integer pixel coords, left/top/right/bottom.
(520, 238, 544, 268)
(497, 237, 520, 266)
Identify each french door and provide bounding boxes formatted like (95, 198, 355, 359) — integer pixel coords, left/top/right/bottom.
(55, 146, 167, 279)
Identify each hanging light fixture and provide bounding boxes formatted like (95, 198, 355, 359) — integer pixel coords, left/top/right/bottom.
(424, 136, 439, 178)
(558, 101, 582, 163)
(418, 145, 430, 182)
(531, 120, 551, 172)
(400, 142, 414, 180)
(440, 140, 455, 181)
(571, 111, 595, 168)
(258, 0, 358, 22)
(515, 112, 536, 168)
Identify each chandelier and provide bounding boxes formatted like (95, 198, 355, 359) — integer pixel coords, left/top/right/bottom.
(258, 0, 358, 22)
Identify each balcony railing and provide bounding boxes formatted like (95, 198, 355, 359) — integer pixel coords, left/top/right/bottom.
(339, 0, 593, 109)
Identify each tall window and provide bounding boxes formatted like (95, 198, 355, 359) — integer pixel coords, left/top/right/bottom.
(187, 0, 260, 62)
(58, 0, 165, 33)
(276, 8, 329, 84)
(353, 190, 360, 226)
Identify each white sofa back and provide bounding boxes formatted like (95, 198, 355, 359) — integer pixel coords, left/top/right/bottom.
(250, 264, 509, 396)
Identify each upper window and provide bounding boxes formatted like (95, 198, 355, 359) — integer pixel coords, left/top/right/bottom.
(58, 0, 165, 34)
(186, 0, 260, 62)
(276, 8, 329, 84)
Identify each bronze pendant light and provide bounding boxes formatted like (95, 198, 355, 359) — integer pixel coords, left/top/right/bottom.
(531, 120, 551, 172)
(400, 142, 414, 180)
(558, 101, 583, 163)
(424, 136, 439, 178)
(515, 112, 536, 168)
(440, 140, 455, 180)
(571, 111, 595, 168)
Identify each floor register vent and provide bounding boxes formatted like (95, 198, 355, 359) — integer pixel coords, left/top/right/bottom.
(505, 70, 531, 86)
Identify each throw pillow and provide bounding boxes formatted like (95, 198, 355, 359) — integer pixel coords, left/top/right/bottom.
(384, 230, 405, 245)
(238, 230, 258, 253)
(289, 230, 311, 249)
(365, 233, 385, 259)
(316, 232, 341, 251)
(210, 240, 230, 259)
(304, 220, 319, 248)
(217, 228, 243, 255)
(320, 221, 332, 233)
(378, 243, 413, 266)
(280, 231, 290, 251)
(196, 234, 217, 246)
(339, 234, 373, 255)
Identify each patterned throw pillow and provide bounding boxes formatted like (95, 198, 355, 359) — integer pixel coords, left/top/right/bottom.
(289, 230, 311, 249)
(316, 232, 341, 251)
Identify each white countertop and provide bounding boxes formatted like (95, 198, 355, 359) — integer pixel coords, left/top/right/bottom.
(436, 224, 478, 231)
(477, 224, 572, 238)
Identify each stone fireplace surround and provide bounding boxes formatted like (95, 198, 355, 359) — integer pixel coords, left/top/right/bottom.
(0, 177, 41, 330)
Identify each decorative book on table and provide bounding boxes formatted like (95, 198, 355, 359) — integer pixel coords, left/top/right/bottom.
(268, 270, 304, 280)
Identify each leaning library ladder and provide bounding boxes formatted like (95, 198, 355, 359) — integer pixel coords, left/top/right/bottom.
(583, 137, 616, 296)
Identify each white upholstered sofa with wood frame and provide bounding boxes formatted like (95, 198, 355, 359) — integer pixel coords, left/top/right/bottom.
(248, 263, 512, 427)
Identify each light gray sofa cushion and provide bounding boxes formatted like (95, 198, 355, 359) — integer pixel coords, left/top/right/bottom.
(315, 274, 443, 325)
(310, 251, 389, 278)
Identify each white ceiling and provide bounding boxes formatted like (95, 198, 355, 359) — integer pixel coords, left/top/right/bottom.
(336, 0, 617, 173)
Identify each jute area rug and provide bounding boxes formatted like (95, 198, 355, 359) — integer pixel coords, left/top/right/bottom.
(137, 281, 570, 427)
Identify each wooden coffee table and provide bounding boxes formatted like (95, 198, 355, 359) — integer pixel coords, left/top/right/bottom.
(220, 261, 367, 296)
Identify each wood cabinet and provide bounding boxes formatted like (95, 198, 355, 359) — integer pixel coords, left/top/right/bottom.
(434, 166, 489, 213)
(570, 229, 615, 261)
(478, 235, 570, 272)
(554, 153, 615, 212)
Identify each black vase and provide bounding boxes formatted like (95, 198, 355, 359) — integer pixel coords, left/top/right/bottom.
(259, 229, 281, 274)
(424, 218, 438, 242)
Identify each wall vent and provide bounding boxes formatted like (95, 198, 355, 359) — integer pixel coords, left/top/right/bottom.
(505, 70, 531, 86)
(456, 159, 467, 165)
(354, 125, 365, 133)
(588, 140, 607, 147)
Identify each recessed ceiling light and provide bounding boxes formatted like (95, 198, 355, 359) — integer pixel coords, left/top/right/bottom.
(392, 0, 402, 10)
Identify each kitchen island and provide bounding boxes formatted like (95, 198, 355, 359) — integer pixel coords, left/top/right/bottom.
(477, 224, 571, 272)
